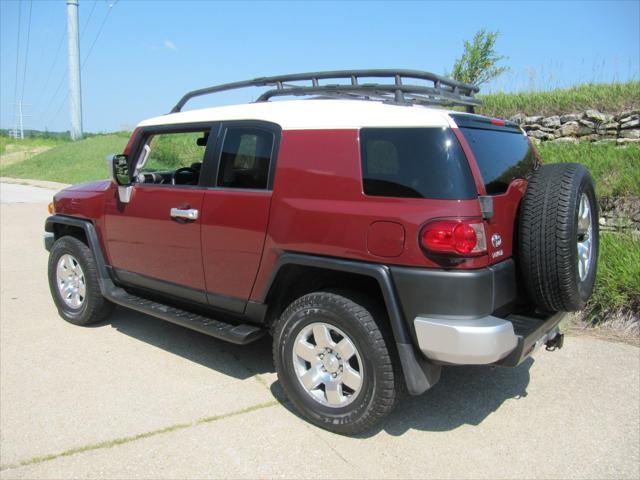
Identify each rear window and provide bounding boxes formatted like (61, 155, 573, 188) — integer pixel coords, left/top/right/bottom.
(360, 128, 476, 200)
(460, 127, 536, 195)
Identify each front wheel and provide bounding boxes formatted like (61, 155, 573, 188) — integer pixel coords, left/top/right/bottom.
(272, 291, 399, 435)
(48, 236, 114, 325)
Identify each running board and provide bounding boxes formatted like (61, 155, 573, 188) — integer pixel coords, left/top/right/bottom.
(105, 287, 265, 345)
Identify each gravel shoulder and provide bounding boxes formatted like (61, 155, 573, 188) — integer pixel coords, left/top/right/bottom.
(1, 188, 638, 479)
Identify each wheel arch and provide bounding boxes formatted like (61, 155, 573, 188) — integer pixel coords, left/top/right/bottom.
(261, 252, 441, 395)
(45, 215, 111, 295)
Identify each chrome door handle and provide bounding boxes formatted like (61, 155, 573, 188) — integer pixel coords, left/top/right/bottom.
(170, 208, 199, 221)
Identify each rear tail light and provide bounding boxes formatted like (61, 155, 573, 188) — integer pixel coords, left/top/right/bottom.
(420, 219, 487, 256)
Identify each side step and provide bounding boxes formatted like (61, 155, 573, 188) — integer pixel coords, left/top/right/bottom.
(105, 287, 265, 345)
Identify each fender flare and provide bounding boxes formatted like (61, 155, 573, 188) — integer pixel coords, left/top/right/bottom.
(262, 253, 441, 395)
(45, 215, 112, 296)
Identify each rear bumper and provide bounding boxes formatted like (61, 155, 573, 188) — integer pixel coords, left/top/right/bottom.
(414, 311, 566, 365)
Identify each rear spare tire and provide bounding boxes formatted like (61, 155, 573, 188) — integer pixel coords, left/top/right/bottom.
(519, 163, 599, 312)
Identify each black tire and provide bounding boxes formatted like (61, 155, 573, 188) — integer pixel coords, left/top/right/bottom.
(519, 163, 599, 312)
(48, 236, 115, 325)
(272, 291, 398, 435)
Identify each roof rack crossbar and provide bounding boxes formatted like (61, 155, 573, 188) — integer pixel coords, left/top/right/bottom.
(169, 69, 480, 114)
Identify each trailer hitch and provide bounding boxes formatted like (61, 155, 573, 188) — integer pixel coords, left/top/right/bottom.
(545, 332, 564, 351)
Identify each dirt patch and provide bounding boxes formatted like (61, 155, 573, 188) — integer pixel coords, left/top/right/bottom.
(0, 146, 51, 167)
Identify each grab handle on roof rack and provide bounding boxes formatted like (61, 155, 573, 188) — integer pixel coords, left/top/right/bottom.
(169, 69, 480, 114)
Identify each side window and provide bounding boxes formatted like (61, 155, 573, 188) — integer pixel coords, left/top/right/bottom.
(217, 127, 274, 190)
(360, 128, 477, 200)
(140, 131, 209, 173)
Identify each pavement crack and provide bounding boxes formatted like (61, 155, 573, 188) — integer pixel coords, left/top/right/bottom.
(0, 400, 279, 472)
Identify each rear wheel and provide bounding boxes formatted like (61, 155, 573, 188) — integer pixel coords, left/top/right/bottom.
(273, 291, 398, 435)
(48, 236, 114, 325)
(519, 163, 599, 312)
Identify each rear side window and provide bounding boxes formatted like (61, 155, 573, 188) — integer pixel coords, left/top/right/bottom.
(360, 128, 476, 200)
(217, 127, 274, 189)
(460, 127, 535, 195)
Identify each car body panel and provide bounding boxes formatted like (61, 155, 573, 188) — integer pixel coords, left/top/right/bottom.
(103, 185, 206, 291)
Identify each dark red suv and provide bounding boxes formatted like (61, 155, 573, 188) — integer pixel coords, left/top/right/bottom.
(44, 70, 599, 434)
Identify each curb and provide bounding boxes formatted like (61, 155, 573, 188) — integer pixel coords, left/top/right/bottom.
(0, 177, 71, 191)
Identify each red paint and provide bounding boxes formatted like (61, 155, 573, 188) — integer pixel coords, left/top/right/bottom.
(367, 221, 405, 258)
(123, 128, 140, 155)
(483, 178, 527, 264)
(200, 189, 272, 300)
(249, 129, 487, 301)
(103, 185, 206, 290)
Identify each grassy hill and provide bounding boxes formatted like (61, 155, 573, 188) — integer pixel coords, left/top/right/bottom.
(0, 133, 130, 184)
(479, 81, 640, 118)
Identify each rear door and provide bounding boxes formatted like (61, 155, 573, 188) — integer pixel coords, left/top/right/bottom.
(104, 124, 217, 302)
(453, 115, 539, 264)
(200, 121, 280, 313)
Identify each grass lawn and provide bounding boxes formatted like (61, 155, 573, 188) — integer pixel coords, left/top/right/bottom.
(0, 133, 130, 184)
(479, 81, 640, 119)
(538, 142, 640, 198)
(0, 133, 71, 155)
(585, 233, 640, 322)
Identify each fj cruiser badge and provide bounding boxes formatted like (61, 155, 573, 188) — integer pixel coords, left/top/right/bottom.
(491, 233, 503, 248)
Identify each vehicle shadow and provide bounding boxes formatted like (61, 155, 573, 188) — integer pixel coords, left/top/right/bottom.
(374, 358, 533, 437)
(104, 306, 274, 380)
(270, 358, 534, 437)
(103, 306, 532, 435)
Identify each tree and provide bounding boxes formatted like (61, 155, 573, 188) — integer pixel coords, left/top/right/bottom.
(450, 29, 508, 86)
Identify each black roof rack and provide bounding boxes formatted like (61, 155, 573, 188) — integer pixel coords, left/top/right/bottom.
(169, 69, 480, 114)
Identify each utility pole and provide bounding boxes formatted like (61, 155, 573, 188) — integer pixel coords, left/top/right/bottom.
(66, 0, 83, 140)
(18, 100, 24, 139)
(10, 101, 31, 139)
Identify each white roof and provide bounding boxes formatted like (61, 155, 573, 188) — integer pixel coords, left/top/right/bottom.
(137, 99, 457, 130)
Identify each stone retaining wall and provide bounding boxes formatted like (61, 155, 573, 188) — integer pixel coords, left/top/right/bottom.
(599, 196, 640, 234)
(509, 109, 640, 144)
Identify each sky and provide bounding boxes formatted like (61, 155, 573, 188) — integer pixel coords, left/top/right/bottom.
(1, 0, 639, 133)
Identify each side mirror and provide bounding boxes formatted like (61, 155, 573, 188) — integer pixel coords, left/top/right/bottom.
(107, 154, 131, 186)
(106, 154, 133, 203)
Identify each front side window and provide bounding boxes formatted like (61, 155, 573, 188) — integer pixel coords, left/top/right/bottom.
(360, 128, 476, 199)
(135, 130, 210, 186)
(217, 127, 274, 190)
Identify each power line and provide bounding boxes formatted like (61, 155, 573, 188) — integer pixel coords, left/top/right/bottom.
(40, 70, 67, 119)
(82, 0, 118, 68)
(81, 0, 98, 38)
(20, 0, 33, 105)
(33, 18, 66, 111)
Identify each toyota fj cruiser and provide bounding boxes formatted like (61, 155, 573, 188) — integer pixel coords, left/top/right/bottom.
(45, 70, 599, 434)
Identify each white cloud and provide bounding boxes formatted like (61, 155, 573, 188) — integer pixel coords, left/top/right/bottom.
(163, 40, 177, 51)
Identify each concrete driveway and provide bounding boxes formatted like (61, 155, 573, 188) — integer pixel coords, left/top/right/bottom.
(1, 183, 638, 479)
